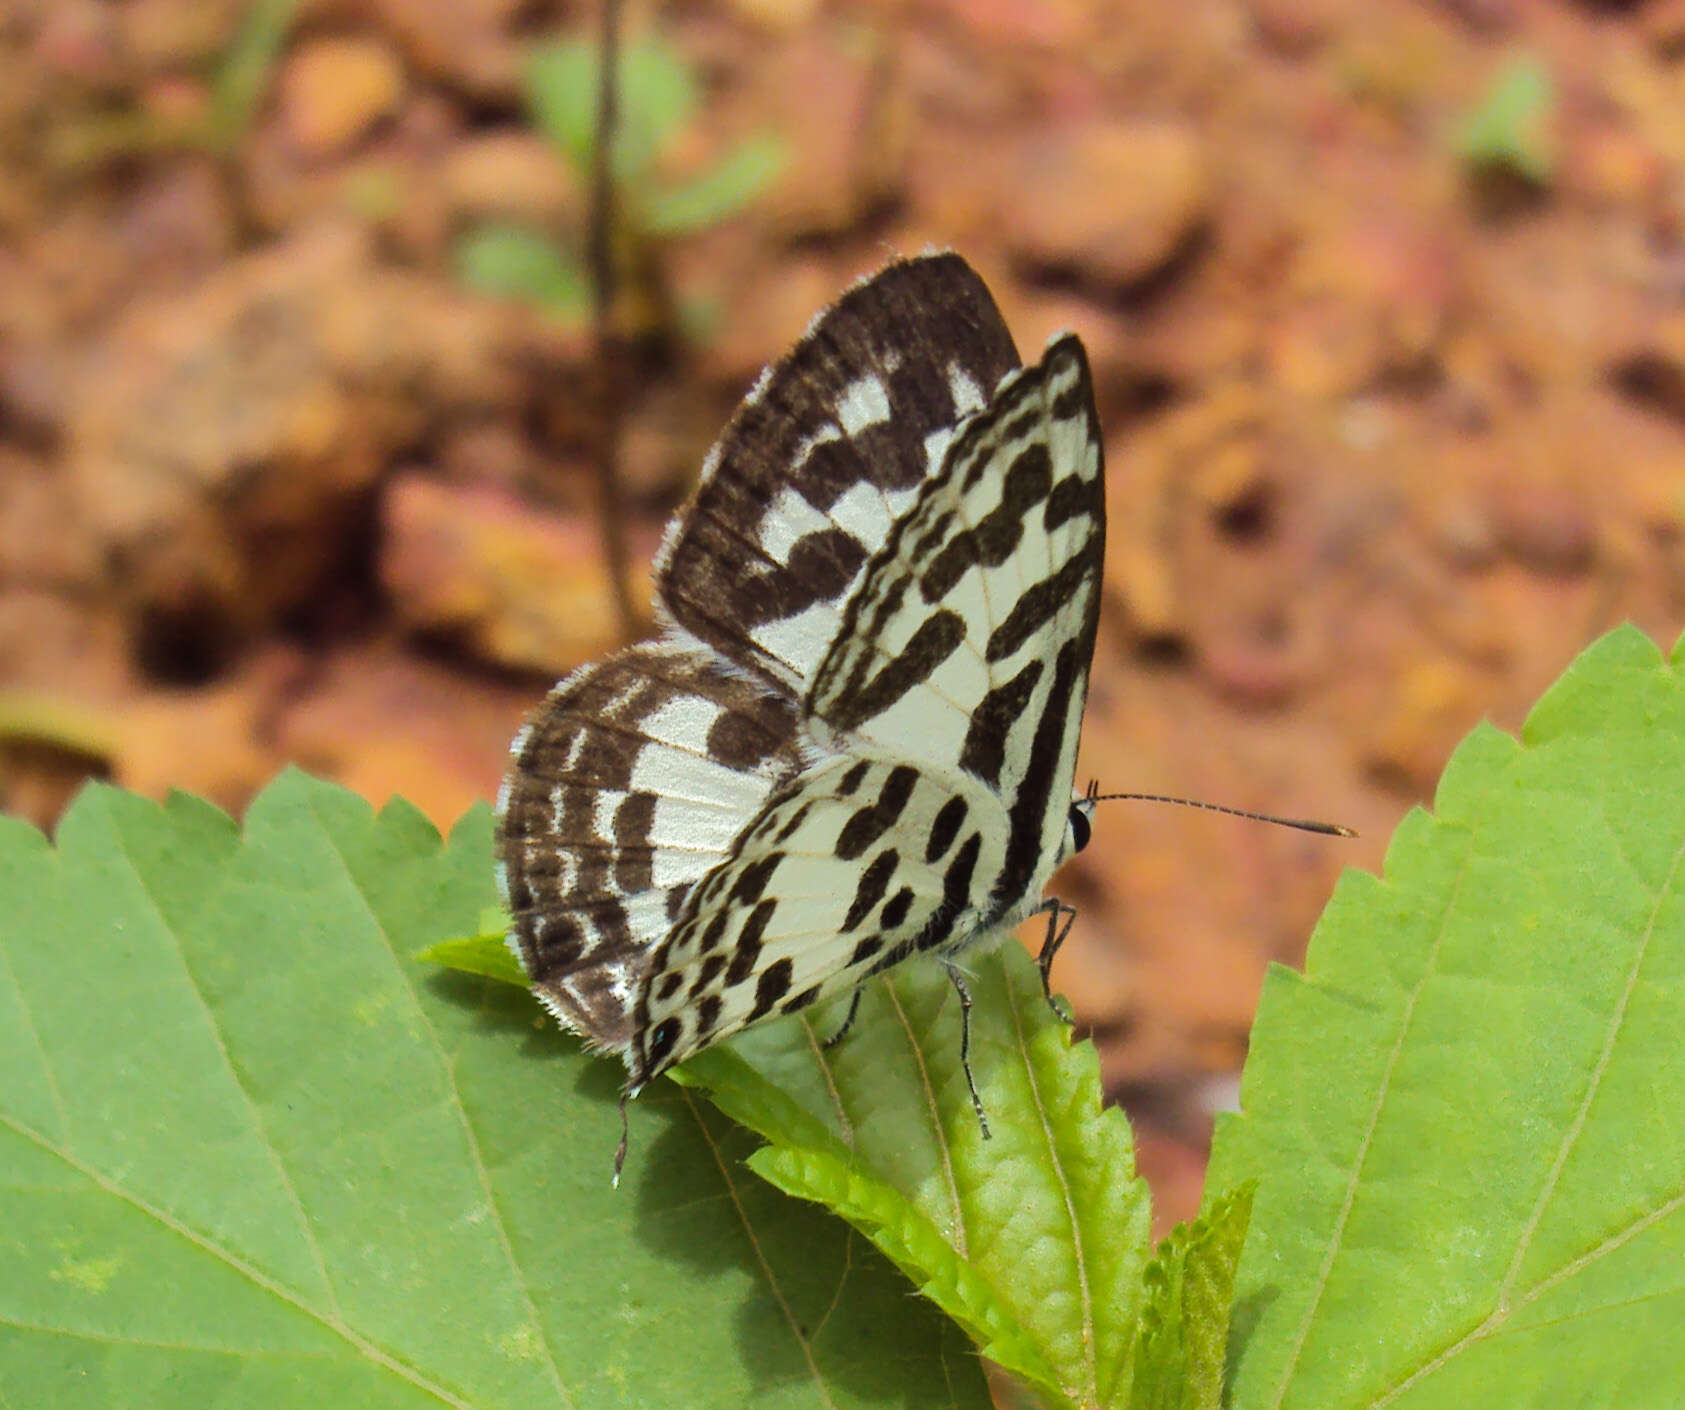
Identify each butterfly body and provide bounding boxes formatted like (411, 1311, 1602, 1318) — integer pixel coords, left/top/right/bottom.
(497, 254, 1105, 1099)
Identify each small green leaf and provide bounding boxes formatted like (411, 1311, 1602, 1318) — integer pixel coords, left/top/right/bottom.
(454, 224, 588, 316)
(1456, 53, 1555, 183)
(526, 41, 597, 169)
(0, 770, 991, 1407)
(681, 944, 1155, 1410)
(527, 36, 697, 186)
(1211, 625, 1685, 1408)
(208, 0, 302, 150)
(644, 133, 788, 235)
(1131, 1183, 1254, 1410)
(415, 931, 525, 987)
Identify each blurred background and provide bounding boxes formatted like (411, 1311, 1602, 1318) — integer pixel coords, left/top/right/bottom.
(4, 0, 1684, 1227)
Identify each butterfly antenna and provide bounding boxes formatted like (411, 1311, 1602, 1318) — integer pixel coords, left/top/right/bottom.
(1090, 792, 1356, 837)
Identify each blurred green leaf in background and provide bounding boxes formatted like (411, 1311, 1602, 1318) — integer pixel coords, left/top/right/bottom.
(456, 34, 786, 327)
(1456, 52, 1556, 184)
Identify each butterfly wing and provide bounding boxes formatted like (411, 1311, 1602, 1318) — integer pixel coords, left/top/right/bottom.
(628, 756, 1005, 1084)
(653, 253, 1021, 696)
(632, 335, 1106, 1083)
(497, 640, 804, 1048)
(810, 334, 1105, 918)
(498, 254, 1013, 1052)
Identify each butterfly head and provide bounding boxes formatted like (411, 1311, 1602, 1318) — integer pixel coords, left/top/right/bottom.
(1061, 777, 1101, 862)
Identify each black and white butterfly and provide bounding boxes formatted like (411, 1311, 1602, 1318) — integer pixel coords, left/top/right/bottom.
(497, 253, 1105, 1149)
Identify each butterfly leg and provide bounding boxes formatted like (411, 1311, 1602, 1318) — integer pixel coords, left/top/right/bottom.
(1034, 898, 1079, 1023)
(611, 1086, 634, 1189)
(942, 961, 992, 1141)
(821, 988, 864, 1050)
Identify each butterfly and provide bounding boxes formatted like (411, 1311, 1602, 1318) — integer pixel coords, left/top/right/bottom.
(497, 252, 1105, 1164)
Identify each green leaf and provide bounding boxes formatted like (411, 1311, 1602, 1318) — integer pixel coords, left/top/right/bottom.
(425, 891, 1156, 1405)
(678, 944, 1155, 1410)
(1455, 53, 1555, 183)
(454, 224, 588, 317)
(1210, 625, 1685, 1408)
(206, 0, 301, 150)
(414, 930, 525, 988)
(526, 37, 697, 186)
(0, 770, 990, 1408)
(425, 933, 1156, 1406)
(1131, 1184, 1254, 1410)
(644, 133, 788, 235)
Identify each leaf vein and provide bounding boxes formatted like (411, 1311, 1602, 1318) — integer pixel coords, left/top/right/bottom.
(683, 1087, 839, 1409)
(1268, 835, 1475, 1410)
(1003, 955, 1096, 1406)
(884, 980, 966, 1256)
(305, 792, 579, 1410)
(0, 1112, 481, 1410)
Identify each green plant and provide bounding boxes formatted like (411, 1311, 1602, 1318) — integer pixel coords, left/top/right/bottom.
(49, 0, 299, 168)
(456, 34, 786, 323)
(3, 625, 1681, 1406)
(1455, 52, 1555, 185)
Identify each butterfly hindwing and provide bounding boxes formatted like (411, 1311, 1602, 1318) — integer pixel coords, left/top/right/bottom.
(653, 254, 1021, 696)
(497, 639, 804, 1047)
(630, 756, 1006, 1082)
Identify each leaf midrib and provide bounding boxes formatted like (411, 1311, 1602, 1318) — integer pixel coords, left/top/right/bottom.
(1004, 958, 1098, 1407)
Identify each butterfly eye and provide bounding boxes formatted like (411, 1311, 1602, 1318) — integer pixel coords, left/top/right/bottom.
(1068, 803, 1092, 854)
(648, 1017, 682, 1067)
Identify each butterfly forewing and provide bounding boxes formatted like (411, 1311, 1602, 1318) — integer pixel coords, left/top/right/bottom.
(808, 335, 1104, 927)
(809, 336, 1103, 794)
(653, 254, 1021, 695)
(629, 336, 1106, 1084)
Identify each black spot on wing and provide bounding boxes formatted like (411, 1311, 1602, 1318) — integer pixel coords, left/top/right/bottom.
(780, 983, 822, 1015)
(889, 830, 983, 970)
(920, 442, 1054, 603)
(730, 850, 784, 906)
(698, 911, 730, 954)
(850, 935, 884, 965)
(823, 608, 966, 733)
(986, 532, 1101, 663)
(748, 956, 795, 1022)
(991, 641, 1082, 916)
(836, 765, 919, 860)
(688, 951, 728, 997)
(879, 886, 916, 929)
(1043, 473, 1096, 532)
(724, 898, 778, 986)
(959, 658, 1043, 789)
(925, 796, 969, 863)
(842, 849, 899, 931)
(774, 800, 814, 843)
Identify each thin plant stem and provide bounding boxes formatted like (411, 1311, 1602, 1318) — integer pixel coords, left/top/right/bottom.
(588, 0, 640, 640)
